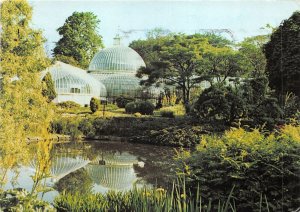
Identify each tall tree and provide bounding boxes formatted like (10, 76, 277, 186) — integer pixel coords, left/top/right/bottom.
(239, 35, 269, 77)
(42, 72, 57, 103)
(53, 12, 103, 69)
(0, 0, 53, 181)
(264, 11, 300, 99)
(136, 34, 210, 110)
(201, 45, 245, 84)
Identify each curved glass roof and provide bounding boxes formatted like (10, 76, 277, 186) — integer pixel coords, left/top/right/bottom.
(44, 61, 107, 97)
(92, 152, 138, 166)
(85, 164, 136, 190)
(88, 46, 146, 74)
(93, 73, 142, 98)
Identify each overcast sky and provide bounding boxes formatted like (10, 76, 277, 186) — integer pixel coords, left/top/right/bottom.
(29, 0, 299, 54)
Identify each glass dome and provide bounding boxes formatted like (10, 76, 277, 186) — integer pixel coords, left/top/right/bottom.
(85, 164, 137, 190)
(88, 46, 146, 74)
(44, 61, 107, 105)
(97, 74, 143, 98)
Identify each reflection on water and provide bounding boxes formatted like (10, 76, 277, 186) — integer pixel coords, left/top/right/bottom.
(2, 140, 175, 202)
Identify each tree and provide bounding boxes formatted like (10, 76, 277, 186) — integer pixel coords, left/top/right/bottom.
(264, 11, 300, 99)
(129, 33, 171, 66)
(42, 72, 57, 103)
(136, 34, 210, 110)
(0, 0, 53, 183)
(53, 12, 103, 69)
(239, 35, 269, 77)
(201, 46, 245, 84)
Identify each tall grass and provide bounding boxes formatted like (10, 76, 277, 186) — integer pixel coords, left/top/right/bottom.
(54, 180, 237, 212)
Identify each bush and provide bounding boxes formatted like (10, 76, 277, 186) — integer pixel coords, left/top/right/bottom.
(51, 118, 81, 139)
(116, 96, 134, 108)
(138, 101, 155, 115)
(125, 102, 139, 114)
(125, 101, 155, 115)
(57, 101, 81, 109)
(90, 97, 100, 113)
(160, 110, 174, 118)
(131, 126, 203, 147)
(177, 125, 300, 211)
(78, 118, 96, 138)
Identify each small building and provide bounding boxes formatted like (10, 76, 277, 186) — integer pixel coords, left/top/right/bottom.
(43, 61, 106, 106)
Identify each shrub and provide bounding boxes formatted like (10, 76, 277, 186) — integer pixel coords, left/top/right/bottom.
(57, 101, 81, 109)
(90, 97, 100, 113)
(125, 101, 155, 115)
(78, 118, 96, 138)
(138, 101, 155, 115)
(133, 126, 203, 147)
(177, 125, 300, 211)
(160, 110, 174, 118)
(50, 118, 81, 139)
(125, 102, 139, 114)
(116, 96, 134, 108)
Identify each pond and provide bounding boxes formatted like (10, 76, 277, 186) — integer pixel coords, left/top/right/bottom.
(3, 140, 177, 203)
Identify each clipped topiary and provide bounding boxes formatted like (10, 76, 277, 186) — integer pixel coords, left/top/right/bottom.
(90, 97, 100, 113)
(125, 101, 155, 115)
(125, 102, 139, 114)
(116, 96, 135, 108)
(138, 101, 155, 115)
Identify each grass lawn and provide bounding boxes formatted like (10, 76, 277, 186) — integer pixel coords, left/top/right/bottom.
(56, 103, 186, 119)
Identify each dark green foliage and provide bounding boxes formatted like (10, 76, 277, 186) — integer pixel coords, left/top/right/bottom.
(177, 126, 300, 211)
(192, 77, 283, 129)
(53, 12, 103, 69)
(160, 110, 175, 118)
(78, 118, 96, 138)
(42, 72, 57, 103)
(54, 54, 80, 67)
(192, 85, 245, 124)
(115, 96, 134, 108)
(131, 126, 204, 147)
(90, 97, 100, 113)
(57, 101, 81, 109)
(138, 101, 155, 115)
(125, 101, 155, 115)
(264, 11, 300, 98)
(54, 169, 93, 195)
(50, 118, 81, 139)
(135, 34, 212, 109)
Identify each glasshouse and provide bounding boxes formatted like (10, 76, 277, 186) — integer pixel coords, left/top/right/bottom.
(42, 61, 107, 105)
(88, 36, 150, 100)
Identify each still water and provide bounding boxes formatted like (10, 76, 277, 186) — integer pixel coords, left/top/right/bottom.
(3, 140, 176, 202)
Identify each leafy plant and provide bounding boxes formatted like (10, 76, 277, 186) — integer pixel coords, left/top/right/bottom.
(57, 101, 81, 109)
(53, 181, 237, 212)
(177, 125, 300, 211)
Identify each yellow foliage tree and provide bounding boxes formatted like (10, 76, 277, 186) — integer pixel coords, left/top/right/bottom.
(0, 0, 53, 185)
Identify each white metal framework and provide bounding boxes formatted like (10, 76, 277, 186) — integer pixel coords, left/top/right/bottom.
(44, 61, 107, 105)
